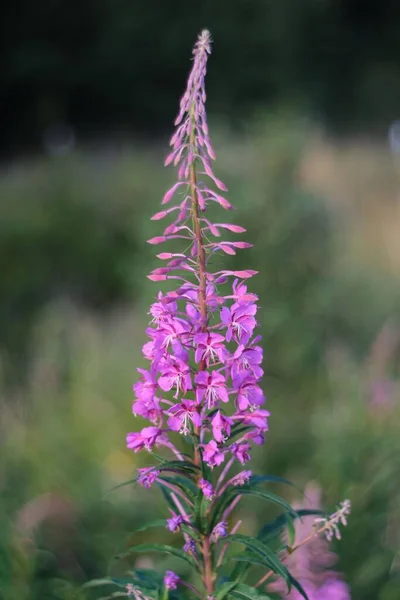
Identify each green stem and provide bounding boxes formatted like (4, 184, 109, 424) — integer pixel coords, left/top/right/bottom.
(202, 535, 215, 596)
(188, 105, 208, 476)
(187, 105, 215, 597)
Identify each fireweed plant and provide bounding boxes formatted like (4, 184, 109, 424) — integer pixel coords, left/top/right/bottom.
(87, 30, 351, 600)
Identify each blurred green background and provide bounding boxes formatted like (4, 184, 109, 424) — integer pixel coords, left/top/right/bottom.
(1, 2, 400, 599)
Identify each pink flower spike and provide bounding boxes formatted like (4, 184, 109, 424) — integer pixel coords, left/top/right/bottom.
(129, 30, 272, 500)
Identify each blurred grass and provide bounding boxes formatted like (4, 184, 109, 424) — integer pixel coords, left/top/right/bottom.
(0, 115, 400, 599)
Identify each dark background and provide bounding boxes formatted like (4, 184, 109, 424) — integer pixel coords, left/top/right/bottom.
(2, 0, 400, 156)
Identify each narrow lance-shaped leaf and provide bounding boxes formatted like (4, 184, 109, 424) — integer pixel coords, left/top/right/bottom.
(116, 543, 197, 569)
(214, 580, 239, 600)
(229, 583, 274, 600)
(228, 534, 290, 584)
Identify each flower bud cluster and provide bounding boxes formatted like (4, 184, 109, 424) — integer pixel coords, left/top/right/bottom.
(314, 499, 351, 542)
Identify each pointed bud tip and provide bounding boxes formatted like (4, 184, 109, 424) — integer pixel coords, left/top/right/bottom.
(147, 236, 167, 245)
(196, 29, 212, 54)
(147, 274, 168, 281)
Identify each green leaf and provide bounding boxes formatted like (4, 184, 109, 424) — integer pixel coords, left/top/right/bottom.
(158, 475, 197, 502)
(215, 580, 238, 600)
(227, 555, 270, 568)
(288, 573, 310, 600)
(228, 534, 289, 583)
(209, 493, 236, 531)
(119, 519, 168, 555)
(287, 516, 296, 547)
(125, 519, 167, 537)
(158, 485, 179, 512)
(227, 552, 288, 586)
(250, 474, 295, 488)
(106, 460, 198, 495)
(158, 460, 200, 473)
(258, 509, 326, 541)
(211, 485, 298, 531)
(230, 425, 253, 438)
(229, 583, 274, 600)
(82, 578, 122, 589)
(150, 455, 200, 472)
(149, 452, 169, 463)
(115, 543, 197, 568)
(194, 487, 211, 534)
(127, 568, 164, 588)
(105, 476, 138, 494)
(233, 488, 298, 518)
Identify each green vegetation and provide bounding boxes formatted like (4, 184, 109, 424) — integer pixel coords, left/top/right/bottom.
(1, 117, 399, 599)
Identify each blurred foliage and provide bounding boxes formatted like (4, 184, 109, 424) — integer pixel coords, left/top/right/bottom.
(0, 150, 152, 384)
(1, 116, 400, 598)
(2, 0, 400, 154)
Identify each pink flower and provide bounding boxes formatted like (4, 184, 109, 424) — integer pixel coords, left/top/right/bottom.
(137, 467, 159, 489)
(202, 440, 225, 468)
(132, 395, 162, 424)
(166, 514, 184, 533)
(195, 370, 229, 407)
(231, 470, 252, 486)
(233, 372, 265, 411)
(210, 521, 228, 543)
(240, 409, 270, 431)
(126, 427, 165, 452)
(199, 478, 214, 499)
(167, 400, 202, 435)
(220, 302, 257, 345)
(164, 571, 180, 590)
(194, 333, 226, 365)
(133, 368, 158, 401)
(212, 411, 233, 443)
(231, 343, 263, 379)
(230, 442, 252, 464)
(158, 356, 192, 398)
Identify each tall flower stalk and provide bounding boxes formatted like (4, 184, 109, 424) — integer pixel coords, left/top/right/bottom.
(87, 30, 350, 600)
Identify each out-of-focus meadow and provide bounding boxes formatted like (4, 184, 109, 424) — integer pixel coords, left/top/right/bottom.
(1, 117, 400, 600)
(2, 2, 400, 599)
